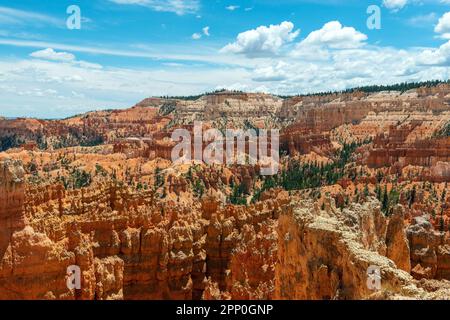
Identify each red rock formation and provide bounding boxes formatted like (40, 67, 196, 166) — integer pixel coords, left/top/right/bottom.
(406, 215, 450, 280)
(386, 205, 411, 273)
(0, 160, 26, 262)
(1, 84, 450, 300)
(280, 129, 333, 156)
(366, 125, 450, 181)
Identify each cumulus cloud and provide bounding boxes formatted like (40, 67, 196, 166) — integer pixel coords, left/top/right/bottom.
(221, 21, 300, 57)
(435, 12, 450, 39)
(0, 57, 251, 118)
(108, 0, 199, 15)
(242, 44, 449, 96)
(30, 48, 102, 69)
(4, 17, 450, 118)
(383, 0, 408, 12)
(30, 48, 75, 62)
(416, 40, 450, 66)
(299, 21, 367, 49)
(202, 26, 210, 36)
(228, 20, 449, 94)
(192, 32, 201, 40)
(252, 62, 289, 82)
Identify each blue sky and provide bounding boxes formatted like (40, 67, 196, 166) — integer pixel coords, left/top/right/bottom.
(1, 0, 450, 118)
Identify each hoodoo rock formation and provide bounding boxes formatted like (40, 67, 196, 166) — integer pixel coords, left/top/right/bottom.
(0, 83, 450, 300)
(0, 160, 26, 266)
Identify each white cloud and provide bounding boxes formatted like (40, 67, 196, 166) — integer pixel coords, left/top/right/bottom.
(435, 12, 450, 38)
(226, 5, 240, 11)
(30, 48, 75, 62)
(190, 26, 209, 40)
(0, 38, 255, 67)
(192, 33, 201, 40)
(407, 13, 437, 27)
(71, 90, 85, 99)
(108, 0, 199, 15)
(0, 57, 251, 118)
(221, 21, 300, 57)
(3, 18, 450, 118)
(30, 48, 102, 69)
(0, 6, 62, 26)
(252, 62, 289, 82)
(416, 40, 450, 66)
(241, 44, 448, 96)
(383, 0, 408, 11)
(2, 38, 450, 119)
(299, 21, 367, 49)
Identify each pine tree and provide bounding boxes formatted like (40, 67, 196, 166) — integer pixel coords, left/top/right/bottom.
(363, 184, 370, 197)
(409, 185, 416, 208)
(376, 170, 383, 183)
(193, 179, 205, 198)
(375, 184, 382, 201)
(382, 185, 389, 215)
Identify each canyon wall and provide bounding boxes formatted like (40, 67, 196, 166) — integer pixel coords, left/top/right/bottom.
(1, 158, 449, 300)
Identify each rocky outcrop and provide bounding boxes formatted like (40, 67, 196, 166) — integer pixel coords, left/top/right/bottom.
(406, 215, 450, 280)
(366, 127, 450, 176)
(386, 205, 411, 273)
(0, 106, 171, 152)
(0, 160, 26, 274)
(204, 195, 450, 300)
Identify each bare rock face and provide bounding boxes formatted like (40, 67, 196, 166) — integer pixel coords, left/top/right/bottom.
(276, 199, 403, 299)
(0, 226, 75, 299)
(274, 198, 450, 300)
(386, 205, 411, 273)
(0, 159, 25, 225)
(175, 92, 283, 127)
(406, 215, 448, 280)
(366, 125, 450, 177)
(436, 245, 450, 280)
(205, 195, 450, 300)
(430, 162, 450, 182)
(0, 160, 27, 282)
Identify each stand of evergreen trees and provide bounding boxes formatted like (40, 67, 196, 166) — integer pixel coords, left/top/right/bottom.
(159, 80, 450, 101)
(228, 180, 247, 205)
(158, 89, 244, 101)
(438, 121, 450, 137)
(278, 79, 449, 99)
(251, 141, 368, 202)
(0, 135, 24, 152)
(58, 168, 92, 190)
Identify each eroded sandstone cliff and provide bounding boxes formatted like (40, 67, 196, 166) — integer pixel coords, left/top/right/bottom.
(0, 158, 449, 300)
(1, 84, 449, 300)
